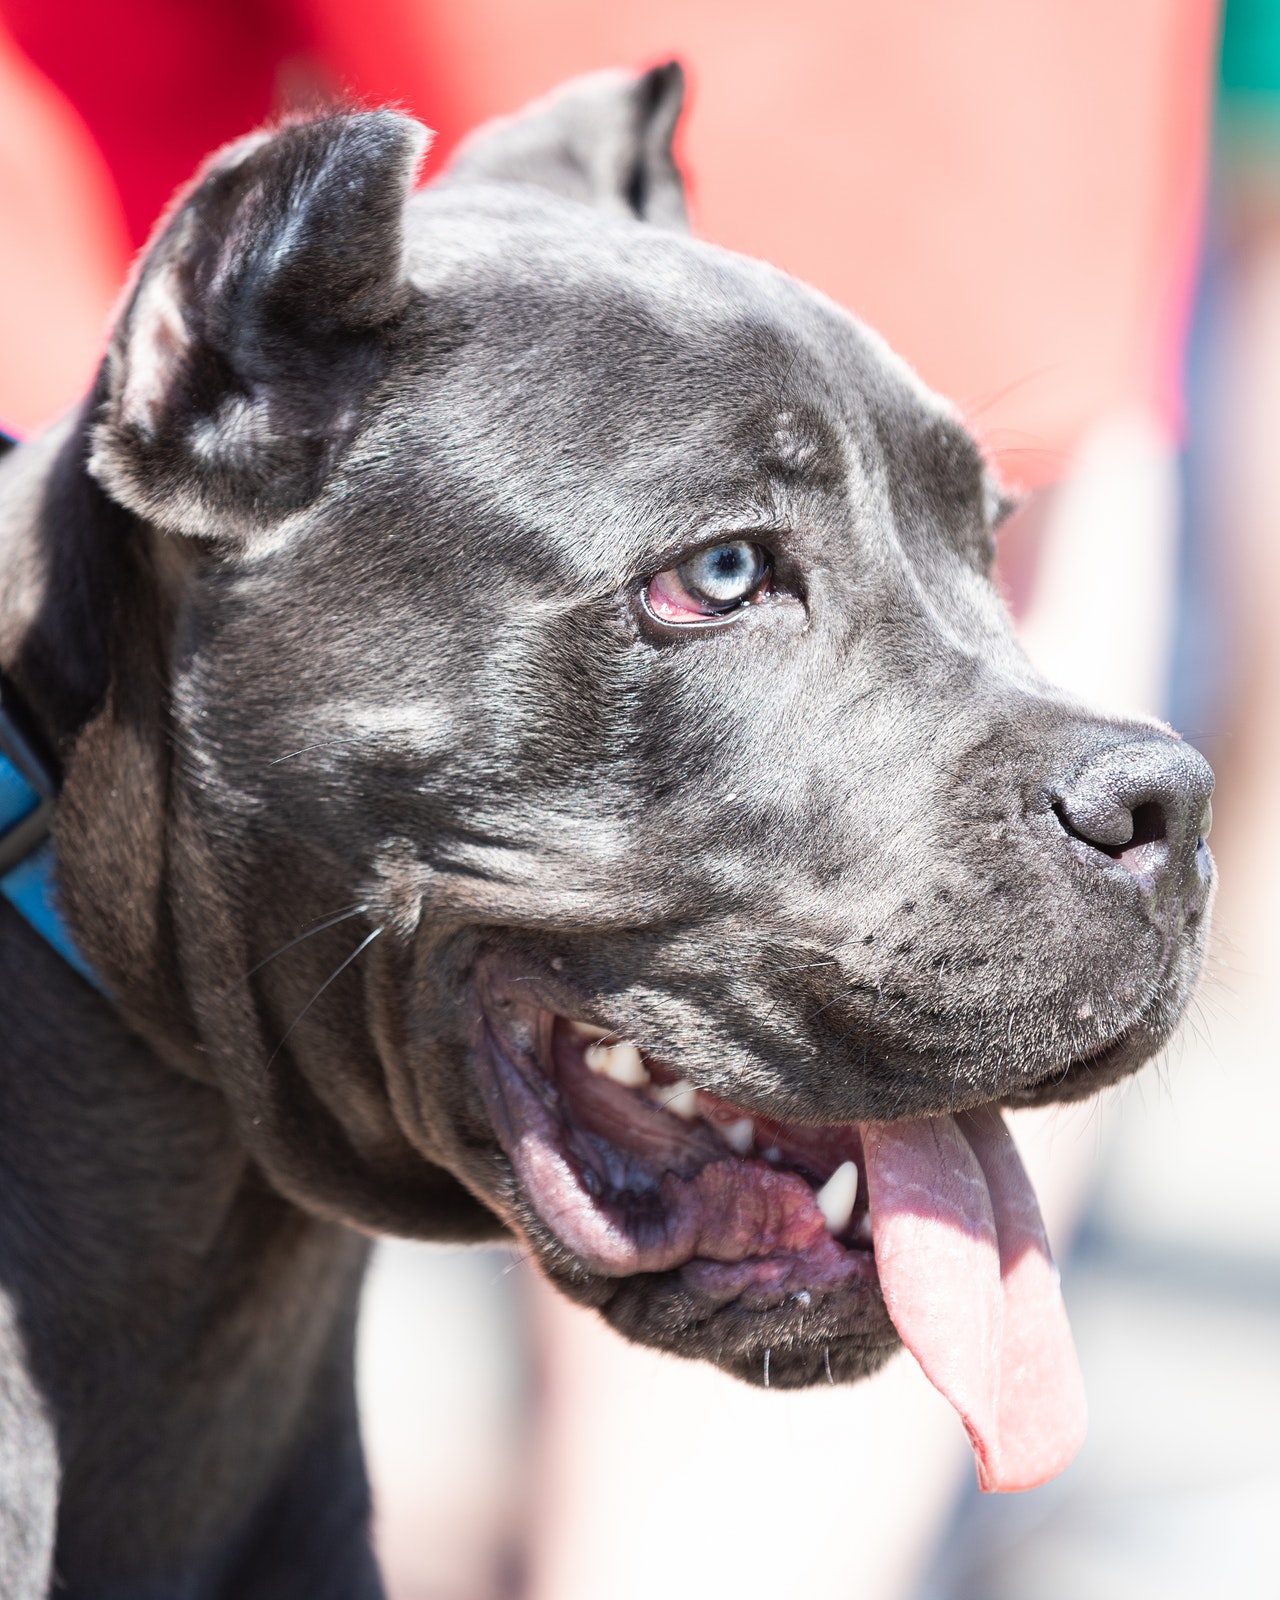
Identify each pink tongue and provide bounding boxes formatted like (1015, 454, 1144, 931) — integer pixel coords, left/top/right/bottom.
(860, 1106, 1087, 1493)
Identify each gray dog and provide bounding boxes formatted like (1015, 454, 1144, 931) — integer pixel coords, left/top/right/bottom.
(0, 63, 1213, 1598)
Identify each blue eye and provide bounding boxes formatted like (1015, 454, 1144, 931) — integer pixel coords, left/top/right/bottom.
(647, 541, 769, 622)
(680, 542, 764, 606)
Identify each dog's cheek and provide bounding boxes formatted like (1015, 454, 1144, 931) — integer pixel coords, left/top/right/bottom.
(365, 922, 519, 1226)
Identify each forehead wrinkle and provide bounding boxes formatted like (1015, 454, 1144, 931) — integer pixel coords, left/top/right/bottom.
(399, 188, 973, 590)
(411, 184, 928, 441)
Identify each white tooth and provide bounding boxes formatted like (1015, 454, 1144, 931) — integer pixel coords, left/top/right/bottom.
(653, 1079, 700, 1119)
(720, 1117, 755, 1155)
(584, 1040, 649, 1087)
(569, 1019, 610, 1041)
(762, 1146, 782, 1164)
(815, 1160, 858, 1235)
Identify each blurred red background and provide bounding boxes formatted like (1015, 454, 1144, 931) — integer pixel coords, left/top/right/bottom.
(0, 0, 1218, 481)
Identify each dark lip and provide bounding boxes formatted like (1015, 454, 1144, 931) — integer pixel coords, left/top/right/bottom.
(999, 1019, 1163, 1106)
(473, 893, 1197, 1119)
(467, 917, 1196, 1286)
(471, 967, 884, 1310)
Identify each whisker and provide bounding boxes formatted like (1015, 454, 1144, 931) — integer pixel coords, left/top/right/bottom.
(268, 926, 385, 1065)
(220, 904, 369, 996)
(269, 735, 379, 766)
(492, 1248, 531, 1285)
(960, 364, 1060, 423)
(987, 443, 1068, 463)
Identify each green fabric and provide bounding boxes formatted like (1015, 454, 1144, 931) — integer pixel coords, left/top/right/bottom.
(1221, 0, 1280, 99)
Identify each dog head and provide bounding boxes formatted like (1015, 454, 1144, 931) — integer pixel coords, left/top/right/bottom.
(67, 67, 1212, 1433)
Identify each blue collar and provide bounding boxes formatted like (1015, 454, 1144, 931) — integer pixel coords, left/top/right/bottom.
(1, 677, 102, 989)
(0, 426, 102, 989)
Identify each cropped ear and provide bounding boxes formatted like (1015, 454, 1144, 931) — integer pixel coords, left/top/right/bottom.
(89, 110, 428, 544)
(444, 62, 689, 232)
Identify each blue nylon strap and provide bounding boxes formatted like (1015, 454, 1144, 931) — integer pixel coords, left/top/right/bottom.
(0, 736, 103, 991)
(2, 835, 101, 985)
(0, 744, 37, 832)
(0, 437, 104, 989)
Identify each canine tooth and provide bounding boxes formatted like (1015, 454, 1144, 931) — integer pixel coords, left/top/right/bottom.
(816, 1160, 858, 1235)
(653, 1079, 700, 1119)
(584, 1040, 649, 1087)
(720, 1117, 755, 1154)
(569, 1019, 610, 1041)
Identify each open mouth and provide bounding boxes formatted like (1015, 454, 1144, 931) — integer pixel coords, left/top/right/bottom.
(475, 974, 1090, 1494)
(486, 1009, 880, 1308)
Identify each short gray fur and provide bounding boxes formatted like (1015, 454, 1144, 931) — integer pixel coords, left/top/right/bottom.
(0, 63, 1212, 1596)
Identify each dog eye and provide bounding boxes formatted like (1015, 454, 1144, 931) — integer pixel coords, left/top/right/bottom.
(646, 541, 770, 622)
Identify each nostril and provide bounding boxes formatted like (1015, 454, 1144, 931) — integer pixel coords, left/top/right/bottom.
(1053, 796, 1168, 875)
(1123, 800, 1168, 854)
(1114, 801, 1169, 876)
(1051, 732, 1213, 889)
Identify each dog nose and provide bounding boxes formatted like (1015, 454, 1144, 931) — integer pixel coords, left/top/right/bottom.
(1052, 733, 1214, 890)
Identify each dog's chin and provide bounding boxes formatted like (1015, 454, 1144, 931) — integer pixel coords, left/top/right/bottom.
(999, 916, 1211, 1110)
(466, 934, 1202, 1389)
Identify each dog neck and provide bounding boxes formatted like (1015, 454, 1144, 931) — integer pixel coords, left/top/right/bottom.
(0, 421, 380, 1591)
(0, 404, 217, 1072)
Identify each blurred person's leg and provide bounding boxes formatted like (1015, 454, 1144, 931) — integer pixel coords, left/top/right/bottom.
(358, 1242, 531, 1600)
(1200, 187, 1280, 979)
(524, 1269, 967, 1600)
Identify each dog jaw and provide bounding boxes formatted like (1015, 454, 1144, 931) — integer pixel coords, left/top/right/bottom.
(462, 964, 897, 1392)
(464, 963, 1087, 1490)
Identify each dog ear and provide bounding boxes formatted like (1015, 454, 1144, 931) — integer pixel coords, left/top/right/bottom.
(445, 62, 690, 232)
(89, 110, 428, 545)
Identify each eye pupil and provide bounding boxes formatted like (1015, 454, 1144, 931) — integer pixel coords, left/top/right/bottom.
(645, 539, 772, 625)
(680, 541, 763, 607)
